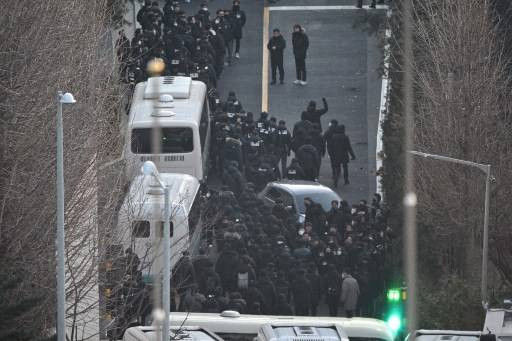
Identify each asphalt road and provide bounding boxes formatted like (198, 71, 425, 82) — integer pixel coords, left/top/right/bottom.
(181, 0, 385, 204)
(127, 0, 385, 203)
(118, 0, 386, 322)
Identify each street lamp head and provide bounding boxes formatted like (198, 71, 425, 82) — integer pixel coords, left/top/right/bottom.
(59, 92, 76, 104)
(141, 161, 158, 176)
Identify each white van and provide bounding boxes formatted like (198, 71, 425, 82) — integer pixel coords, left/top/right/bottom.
(160, 311, 394, 341)
(126, 76, 211, 181)
(114, 173, 201, 280)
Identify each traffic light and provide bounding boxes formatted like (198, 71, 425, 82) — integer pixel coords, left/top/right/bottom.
(387, 289, 401, 302)
(386, 310, 403, 333)
(384, 287, 407, 336)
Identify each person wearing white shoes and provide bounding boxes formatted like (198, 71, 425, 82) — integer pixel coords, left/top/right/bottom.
(292, 24, 309, 85)
(231, 0, 246, 59)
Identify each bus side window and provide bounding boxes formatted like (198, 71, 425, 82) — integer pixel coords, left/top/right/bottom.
(132, 220, 150, 238)
(155, 221, 174, 238)
(189, 193, 201, 231)
(199, 99, 209, 152)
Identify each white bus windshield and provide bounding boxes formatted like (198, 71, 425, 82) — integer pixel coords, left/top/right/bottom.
(131, 127, 194, 154)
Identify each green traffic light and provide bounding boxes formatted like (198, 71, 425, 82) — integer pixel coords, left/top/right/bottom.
(387, 289, 400, 302)
(387, 313, 402, 333)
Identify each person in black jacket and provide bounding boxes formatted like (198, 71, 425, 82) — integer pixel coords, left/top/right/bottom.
(285, 158, 306, 180)
(291, 269, 312, 315)
(323, 119, 340, 180)
(296, 137, 320, 181)
(292, 24, 309, 85)
(329, 125, 356, 187)
(231, 0, 246, 59)
(213, 9, 233, 65)
(137, 0, 153, 28)
(267, 28, 286, 84)
(275, 120, 291, 176)
(302, 97, 328, 131)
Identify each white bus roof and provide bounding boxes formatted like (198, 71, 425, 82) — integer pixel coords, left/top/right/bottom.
(163, 311, 393, 341)
(129, 76, 207, 128)
(124, 325, 223, 341)
(121, 173, 200, 219)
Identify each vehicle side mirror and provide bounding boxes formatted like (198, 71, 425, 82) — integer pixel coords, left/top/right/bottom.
(480, 333, 496, 341)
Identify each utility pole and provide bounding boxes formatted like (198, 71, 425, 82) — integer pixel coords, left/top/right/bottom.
(409, 150, 492, 310)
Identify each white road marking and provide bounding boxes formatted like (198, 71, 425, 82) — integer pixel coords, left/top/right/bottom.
(268, 5, 389, 11)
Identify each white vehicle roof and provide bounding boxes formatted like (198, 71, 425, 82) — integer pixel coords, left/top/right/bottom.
(410, 330, 482, 341)
(268, 180, 340, 197)
(414, 330, 482, 336)
(162, 311, 393, 341)
(121, 173, 200, 219)
(129, 76, 207, 128)
(484, 309, 512, 337)
(259, 323, 350, 341)
(123, 325, 223, 341)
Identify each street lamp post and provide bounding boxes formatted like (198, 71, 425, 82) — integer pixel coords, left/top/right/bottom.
(141, 161, 170, 341)
(409, 150, 492, 309)
(56, 91, 76, 341)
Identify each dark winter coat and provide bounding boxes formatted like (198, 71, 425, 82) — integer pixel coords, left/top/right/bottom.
(301, 99, 328, 130)
(267, 35, 286, 61)
(285, 161, 306, 180)
(291, 275, 312, 307)
(230, 9, 246, 38)
(293, 119, 314, 137)
(274, 126, 291, 154)
(292, 29, 309, 59)
(296, 144, 320, 179)
(329, 127, 355, 164)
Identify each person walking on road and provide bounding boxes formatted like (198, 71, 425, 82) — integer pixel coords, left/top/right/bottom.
(340, 271, 359, 318)
(231, 0, 246, 59)
(328, 124, 355, 187)
(292, 24, 309, 85)
(267, 28, 286, 85)
(296, 137, 320, 181)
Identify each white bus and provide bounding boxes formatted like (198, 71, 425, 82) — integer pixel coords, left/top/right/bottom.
(158, 311, 394, 341)
(126, 76, 211, 181)
(114, 172, 201, 280)
(123, 326, 222, 341)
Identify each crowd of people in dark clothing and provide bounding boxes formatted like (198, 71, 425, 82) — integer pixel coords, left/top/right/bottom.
(173, 171, 392, 318)
(115, 0, 246, 88)
(108, 0, 393, 336)
(208, 91, 357, 190)
(170, 90, 392, 320)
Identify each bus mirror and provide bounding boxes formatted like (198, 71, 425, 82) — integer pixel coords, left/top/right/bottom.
(480, 333, 496, 341)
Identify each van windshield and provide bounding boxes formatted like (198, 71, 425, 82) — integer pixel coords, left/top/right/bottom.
(131, 127, 194, 154)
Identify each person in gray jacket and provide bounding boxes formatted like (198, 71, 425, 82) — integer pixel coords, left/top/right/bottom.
(340, 271, 360, 317)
